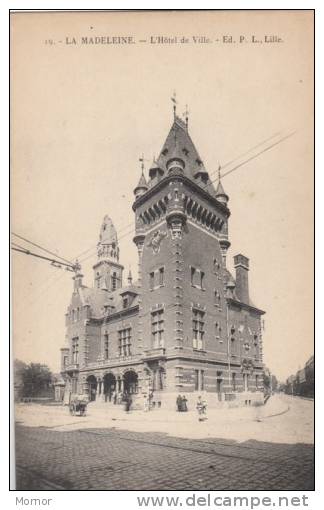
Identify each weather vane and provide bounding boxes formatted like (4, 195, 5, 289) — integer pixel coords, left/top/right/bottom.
(183, 104, 189, 129)
(139, 153, 148, 174)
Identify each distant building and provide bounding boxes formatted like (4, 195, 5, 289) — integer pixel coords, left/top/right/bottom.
(285, 355, 314, 398)
(60, 112, 265, 409)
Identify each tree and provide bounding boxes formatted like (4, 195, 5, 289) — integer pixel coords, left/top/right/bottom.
(271, 374, 278, 392)
(20, 363, 53, 397)
(263, 367, 278, 393)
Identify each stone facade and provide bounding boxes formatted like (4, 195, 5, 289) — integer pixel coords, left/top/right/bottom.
(60, 114, 265, 409)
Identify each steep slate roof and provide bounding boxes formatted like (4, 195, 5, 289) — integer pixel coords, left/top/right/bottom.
(78, 283, 140, 318)
(215, 179, 228, 198)
(152, 116, 218, 198)
(135, 171, 148, 191)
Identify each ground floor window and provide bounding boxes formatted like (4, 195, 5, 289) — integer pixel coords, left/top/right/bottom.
(232, 372, 236, 391)
(243, 373, 249, 391)
(194, 369, 204, 391)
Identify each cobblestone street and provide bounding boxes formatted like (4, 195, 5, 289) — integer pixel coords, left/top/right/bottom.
(15, 396, 314, 491)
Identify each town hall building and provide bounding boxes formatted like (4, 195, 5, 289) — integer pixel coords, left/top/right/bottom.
(60, 110, 265, 409)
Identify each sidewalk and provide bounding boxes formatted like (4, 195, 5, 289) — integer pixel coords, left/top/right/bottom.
(15, 394, 308, 445)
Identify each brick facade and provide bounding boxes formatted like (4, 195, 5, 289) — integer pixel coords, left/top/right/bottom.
(60, 114, 265, 409)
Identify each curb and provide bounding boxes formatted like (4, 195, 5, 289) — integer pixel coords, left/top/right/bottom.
(263, 405, 290, 420)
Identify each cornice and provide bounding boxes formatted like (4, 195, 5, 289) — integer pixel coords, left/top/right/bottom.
(132, 174, 230, 218)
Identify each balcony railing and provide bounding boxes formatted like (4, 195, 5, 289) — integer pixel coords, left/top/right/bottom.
(85, 354, 140, 369)
(142, 347, 166, 359)
(64, 363, 79, 372)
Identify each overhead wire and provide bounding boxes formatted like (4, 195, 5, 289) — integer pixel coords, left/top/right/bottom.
(73, 130, 293, 264)
(11, 129, 296, 284)
(12, 232, 74, 265)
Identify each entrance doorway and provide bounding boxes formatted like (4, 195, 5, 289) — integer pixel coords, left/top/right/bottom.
(123, 371, 138, 394)
(87, 375, 97, 401)
(216, 379, 222, 401)
(243, 373, 249, 392)
(103, 373, 116, 402)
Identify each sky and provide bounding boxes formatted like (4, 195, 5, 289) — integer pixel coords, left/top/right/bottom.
(11, 10, 313, 381)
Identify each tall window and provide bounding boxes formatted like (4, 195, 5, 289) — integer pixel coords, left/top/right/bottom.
(151, 309, 164, 348)
(201, 370, 205, 390)
(159, 267, 165, 286)
(118, 328, 132, 357)
(149, 268, 165, 290)
(72, 337, 79, 364)
(104, 334, 109, 359)
(190, 267, 205, 289)
(112, 272, 117, 291)
(194, 370, 199, 391)
(214, 289, 221, 306)
(232, 372, 236, 391)
(191, 267, 196, 286)
(192, 309, 205, 350)
(194, 369, 204, 391)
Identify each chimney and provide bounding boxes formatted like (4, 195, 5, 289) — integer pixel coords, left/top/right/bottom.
(233, 254, 249, 304)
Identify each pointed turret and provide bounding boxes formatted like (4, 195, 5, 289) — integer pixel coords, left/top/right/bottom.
(134, 170, 148, 199)
(93, 215, 124, 291)
(215, 166, 229, 205)
(98, 215, 119, 262)
(127, 268, 133, 285)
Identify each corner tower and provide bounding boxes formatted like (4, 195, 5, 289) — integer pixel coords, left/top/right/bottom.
(93, 215, 124, 291)
(132, 113, 232, 400)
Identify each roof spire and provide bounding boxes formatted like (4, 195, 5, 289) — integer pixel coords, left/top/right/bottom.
(139, 153, 148, 174)
(171, 90, 177, 119)
(215, 163, 229, 205)
(127, 267, 133, 285)
(134, 156, 148, 198)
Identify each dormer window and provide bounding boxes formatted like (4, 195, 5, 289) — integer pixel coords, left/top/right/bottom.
(123, 297, 128, 309)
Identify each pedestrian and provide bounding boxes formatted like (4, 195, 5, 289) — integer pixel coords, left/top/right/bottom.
(181, 395, 188, 412)
(113, 391, 117, 405)
(124, 393, 132, 412)
(176, 394, 182, 412)
(143, 392, 150, 412)
(196, 395, 207, 421)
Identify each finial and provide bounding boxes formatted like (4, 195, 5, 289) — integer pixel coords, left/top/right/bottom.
(127, 267, 133, 285)
(171, 90, 177, 119)
(139, 154, 145, 174)
(139, 154, 149, 175)
(218, 163, 222, 182)
(183, 104, 189, 130)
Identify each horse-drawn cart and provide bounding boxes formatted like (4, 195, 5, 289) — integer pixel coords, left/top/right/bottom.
(69, 395, 88, 416)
